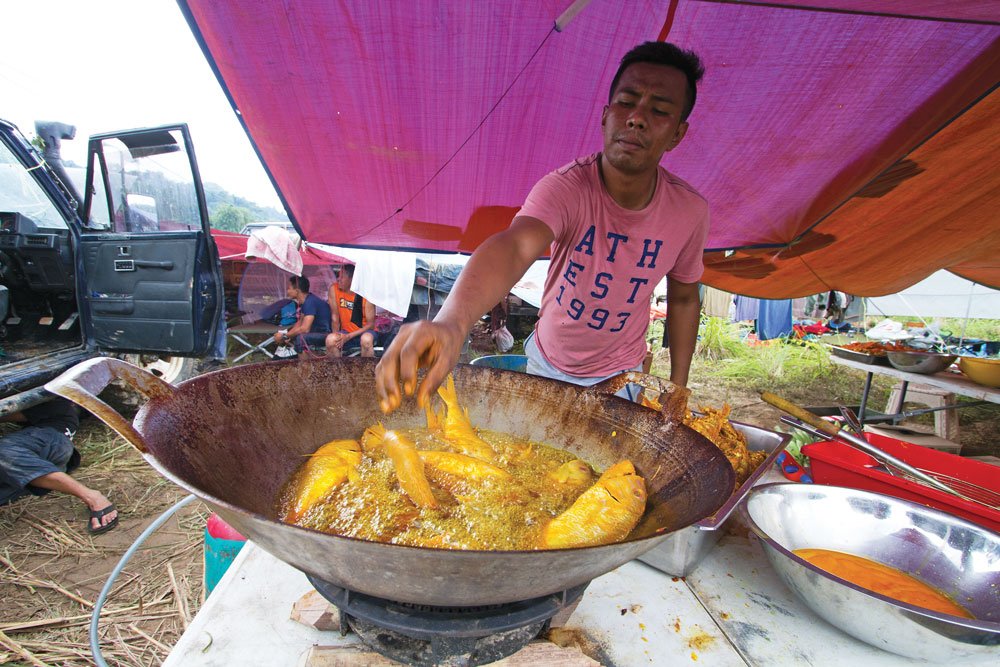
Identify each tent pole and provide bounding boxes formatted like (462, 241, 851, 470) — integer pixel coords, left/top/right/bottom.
(555, 0, 593, 31)
(958, 279, 975, 350)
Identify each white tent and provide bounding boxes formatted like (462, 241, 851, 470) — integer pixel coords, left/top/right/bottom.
(866, 271, 1000, 320)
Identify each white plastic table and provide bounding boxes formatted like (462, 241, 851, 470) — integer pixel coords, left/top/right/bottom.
(164, 530, 996, 666)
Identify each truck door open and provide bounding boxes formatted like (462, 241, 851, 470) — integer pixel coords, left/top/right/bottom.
(79, 125, 223, 355)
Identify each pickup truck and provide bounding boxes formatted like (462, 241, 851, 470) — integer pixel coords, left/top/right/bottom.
(0, 119, 224, 418)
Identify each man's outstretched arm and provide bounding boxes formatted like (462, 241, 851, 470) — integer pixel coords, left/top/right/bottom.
(376, 216, 553, 412)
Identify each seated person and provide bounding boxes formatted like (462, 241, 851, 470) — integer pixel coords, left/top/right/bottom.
(326, 264, 391, 358)
(272, 275, 332, 354)
(1, 399, 119, 534)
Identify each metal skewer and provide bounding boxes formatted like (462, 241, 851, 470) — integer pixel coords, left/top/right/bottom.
(763, 392, 998, 510)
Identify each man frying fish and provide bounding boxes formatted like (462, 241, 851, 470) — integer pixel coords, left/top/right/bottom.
(377, 41, 708, 411)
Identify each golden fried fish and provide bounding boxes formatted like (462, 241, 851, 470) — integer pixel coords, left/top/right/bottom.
(436, 375, 496, 461)
(540, 460, 646, 549)
(284, 439, 362, 522)
(547, 459, 595, 486)
(424, 401, 444, 431)
(418, 450, 512, 481)
(366, 424, 438, 508)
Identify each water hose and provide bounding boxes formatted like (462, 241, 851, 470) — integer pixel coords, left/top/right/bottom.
(90, 494, 198, 667)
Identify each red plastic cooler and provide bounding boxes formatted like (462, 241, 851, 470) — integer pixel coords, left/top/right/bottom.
(803, 432, 1000, 532)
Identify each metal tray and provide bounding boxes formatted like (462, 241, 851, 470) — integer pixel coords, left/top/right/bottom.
(637, 420, 790, 576)
(829, 345, 891, 366)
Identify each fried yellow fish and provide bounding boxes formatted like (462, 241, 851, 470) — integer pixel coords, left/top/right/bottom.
(547, 459, 594, 487)
(418, 450, 512, 481)
(284, 439, 362, 522)
(366, 423, 438, 508)
(436, 375, 496, 461)
(424, 401, 444, 431)
(540, 460, 646, 549)
(685, 405, 756, 483)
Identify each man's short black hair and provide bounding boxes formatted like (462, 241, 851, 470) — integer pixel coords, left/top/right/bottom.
(289, 275, 310, 293)
(341, 263, 355, 278)
(608, 42, 705, 121)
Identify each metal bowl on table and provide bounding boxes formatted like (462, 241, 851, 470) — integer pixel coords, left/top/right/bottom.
(743, 483, 1000, 661)
(886, 350, 957, 374)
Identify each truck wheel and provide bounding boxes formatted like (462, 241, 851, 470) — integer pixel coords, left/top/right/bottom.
(121, 354, 198, 384)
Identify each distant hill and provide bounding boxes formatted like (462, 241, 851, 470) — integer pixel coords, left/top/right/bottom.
(204, 181, 289, 231)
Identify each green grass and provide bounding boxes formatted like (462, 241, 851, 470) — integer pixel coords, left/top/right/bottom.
(695, 316, 746, 361)
(648, 317, 894, 408)
(704, 339, 831, 391)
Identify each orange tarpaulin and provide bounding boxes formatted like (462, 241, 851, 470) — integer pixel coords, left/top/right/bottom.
(704, 86, 1000, 296)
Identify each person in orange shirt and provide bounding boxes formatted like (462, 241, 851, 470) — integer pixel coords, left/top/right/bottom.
(326, 264, 378, 357)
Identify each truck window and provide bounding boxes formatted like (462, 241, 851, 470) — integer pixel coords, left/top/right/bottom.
(94, 129, 202, 234)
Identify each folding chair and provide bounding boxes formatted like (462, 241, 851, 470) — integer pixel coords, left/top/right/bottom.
(227, 322, 281, 363)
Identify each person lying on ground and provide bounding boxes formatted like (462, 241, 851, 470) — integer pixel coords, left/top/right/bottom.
(376, 41, 708, 411)
(273, 274, 333, 354)
(0, 398, 118, 534)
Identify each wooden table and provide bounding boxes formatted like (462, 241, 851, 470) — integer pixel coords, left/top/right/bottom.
(829, 355, 1000, 424)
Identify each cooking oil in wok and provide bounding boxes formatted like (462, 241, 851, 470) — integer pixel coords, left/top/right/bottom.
(279, 427, 627, 550)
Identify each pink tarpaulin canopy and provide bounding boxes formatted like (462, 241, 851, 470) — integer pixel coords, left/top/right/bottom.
(182, 1, 1000, 296)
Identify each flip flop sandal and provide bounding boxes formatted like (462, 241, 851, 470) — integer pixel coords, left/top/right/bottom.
(88, 504, 119, 535)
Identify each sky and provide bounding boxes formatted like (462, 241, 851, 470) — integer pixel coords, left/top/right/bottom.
(1, 0, 283, 210)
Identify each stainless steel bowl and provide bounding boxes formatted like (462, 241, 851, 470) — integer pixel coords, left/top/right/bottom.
(886, 350, 957, 374)
(743, 483, 1000, 661)
(637, 419, 789, 576)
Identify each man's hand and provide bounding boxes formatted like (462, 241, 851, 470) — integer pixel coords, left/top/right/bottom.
(376, 216, 551, 413)
(375, 319, 467, 413)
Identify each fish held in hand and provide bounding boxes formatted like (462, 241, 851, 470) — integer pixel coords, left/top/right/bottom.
(284, 439, 362, 522)
(540, 460, 646, 548)
(436, 375, 496, 460)
(367, 423, 439, 508)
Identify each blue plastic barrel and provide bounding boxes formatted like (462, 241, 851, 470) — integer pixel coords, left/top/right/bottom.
(470, 354, 528, 372)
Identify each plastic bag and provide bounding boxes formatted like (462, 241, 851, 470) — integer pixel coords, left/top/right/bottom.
(492, 326, 514, 353)
(865, 319, 910, 341)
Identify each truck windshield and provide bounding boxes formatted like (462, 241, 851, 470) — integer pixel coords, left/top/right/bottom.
(0, 140, 68, 229)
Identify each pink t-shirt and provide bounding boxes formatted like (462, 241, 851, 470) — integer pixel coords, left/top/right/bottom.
(519, 153, 709, 377)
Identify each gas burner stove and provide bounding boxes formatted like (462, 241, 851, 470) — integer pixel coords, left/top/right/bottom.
(307, 575, 588, 667)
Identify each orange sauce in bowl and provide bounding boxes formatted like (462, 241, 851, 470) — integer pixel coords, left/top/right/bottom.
(794, 548, 974, 619)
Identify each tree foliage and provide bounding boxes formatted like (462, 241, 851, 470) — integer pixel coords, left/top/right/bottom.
(204, 181, 287, 231)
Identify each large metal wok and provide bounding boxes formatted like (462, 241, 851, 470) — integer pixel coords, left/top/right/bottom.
(47, 357, 735, 606)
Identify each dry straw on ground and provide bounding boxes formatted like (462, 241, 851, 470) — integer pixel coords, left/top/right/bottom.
(1, 418, 209, 667)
